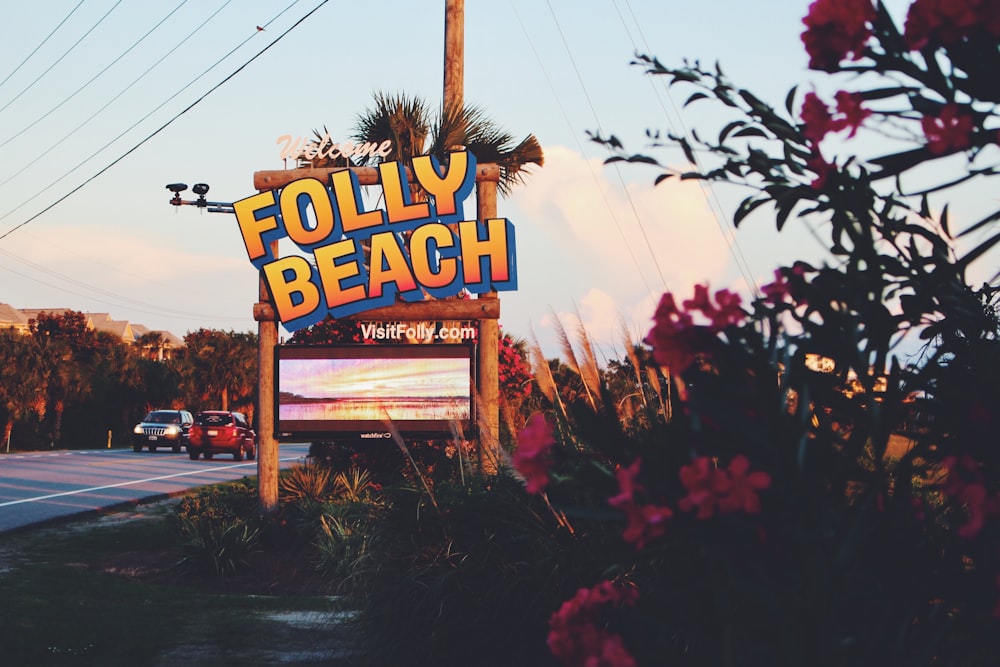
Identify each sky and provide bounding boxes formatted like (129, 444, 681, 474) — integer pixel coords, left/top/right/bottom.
(1, 0, 988, 363)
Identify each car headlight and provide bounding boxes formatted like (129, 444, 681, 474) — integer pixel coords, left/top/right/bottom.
(165, 425, 180, 436)
(133, 425, 143, 434)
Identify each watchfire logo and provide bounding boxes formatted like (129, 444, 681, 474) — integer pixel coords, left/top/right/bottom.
(358, 322, 476, 342)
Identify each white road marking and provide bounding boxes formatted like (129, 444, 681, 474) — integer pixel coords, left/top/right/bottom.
(0, 454, 306, 508)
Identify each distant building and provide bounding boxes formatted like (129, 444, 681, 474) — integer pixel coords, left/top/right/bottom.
(0, 303, 30, 335)
(0, 304, 183, 359)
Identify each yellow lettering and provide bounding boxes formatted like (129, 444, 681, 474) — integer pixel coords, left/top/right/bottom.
(368, 231, 419, 298)
(412, 151, 475, 218)
(263, 256, 321, 323)
(233, 191, 279, 263)
(279, 178, 335, 247)
(330, 170, 384, 234)
(313, 239, 367, 309)
(380, 161, 429, 224)
(458, 218, 516, 287)
(409, 223, 458, 289)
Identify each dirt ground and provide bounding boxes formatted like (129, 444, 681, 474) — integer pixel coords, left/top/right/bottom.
(13, 500, 363, 666)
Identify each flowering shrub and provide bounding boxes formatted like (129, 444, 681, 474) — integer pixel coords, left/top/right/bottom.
(513, 1, 1000, 665)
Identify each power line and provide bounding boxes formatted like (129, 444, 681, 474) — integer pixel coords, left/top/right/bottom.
(0, 0, 85, 92)
(0, 0, 319, 242)
(0, 1, 191, 152)
(507, 0, 661, 304)
(0, 1, 123, 116)
(0, 0, 233, 191)
(544, 0, 671, 295)
(0, 249, 244, 322)
(615, 0, 761, 299)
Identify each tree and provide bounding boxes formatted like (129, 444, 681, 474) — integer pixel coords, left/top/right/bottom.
(0, 332, 49, 451)
(177, 329, 258, 418)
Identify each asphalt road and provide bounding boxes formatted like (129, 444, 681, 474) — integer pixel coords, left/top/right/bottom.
(0, 443, 313, 534)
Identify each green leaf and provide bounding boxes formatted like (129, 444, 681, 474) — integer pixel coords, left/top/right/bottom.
(719, 120, 746, 143)
(734, 196, 769, 226)
(957, 206, 1000, 238)
(685, 91, 710, 107)
(868, 147, 932, 179)
(939, 203, 951, 239)
(857, 85, 921, 101)
(957, 230, 1000, 272)
(784, 85, 799, 116)
(733, 126, 768, 138)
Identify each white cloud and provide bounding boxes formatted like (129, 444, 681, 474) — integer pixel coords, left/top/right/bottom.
(504, 145, 747, 359)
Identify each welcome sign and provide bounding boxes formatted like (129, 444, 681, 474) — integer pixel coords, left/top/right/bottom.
(233, 151, 516, 332)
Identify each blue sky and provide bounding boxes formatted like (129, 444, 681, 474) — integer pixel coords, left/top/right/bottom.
(2, 0, 983, 361)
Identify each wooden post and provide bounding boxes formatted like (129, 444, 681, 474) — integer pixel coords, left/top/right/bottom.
(443, 0, 464, 113)
(476, 166, 500, 475)
(254, 239, 280, 514)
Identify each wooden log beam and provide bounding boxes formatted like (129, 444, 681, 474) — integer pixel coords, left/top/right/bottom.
(253, 162, 499, 191)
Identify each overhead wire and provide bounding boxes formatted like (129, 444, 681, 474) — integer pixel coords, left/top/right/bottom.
(0, 0, 232, 191)
(0, 1, 191, 152)
(0, 0, 316, 242)
(543, 0, 670, 296)
(506, 0, 661, 304)
(0, 248, 243, 321)
(0, 0, 327, 323)
(0, 0, 123, 116)
(614, 0, 761, 299)
(0, 0, 86, 92)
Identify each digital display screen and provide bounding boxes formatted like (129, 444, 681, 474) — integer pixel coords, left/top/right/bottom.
(275, 344, 475, 440)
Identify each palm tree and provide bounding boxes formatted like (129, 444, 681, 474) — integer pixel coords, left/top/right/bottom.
(311, 91, 544, 197)
(0, 332, 50, 451)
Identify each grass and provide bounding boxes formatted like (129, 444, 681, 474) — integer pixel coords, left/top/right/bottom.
(0, 500, 355, 666)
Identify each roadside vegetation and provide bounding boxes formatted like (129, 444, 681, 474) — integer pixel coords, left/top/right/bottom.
(0, 311, 257, 452)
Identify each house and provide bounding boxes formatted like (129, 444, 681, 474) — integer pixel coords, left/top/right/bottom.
(0, 303, 30, 335)
(0, 304, 183, 359)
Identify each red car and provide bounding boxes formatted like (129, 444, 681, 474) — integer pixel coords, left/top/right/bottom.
(188, 411, 257, 461)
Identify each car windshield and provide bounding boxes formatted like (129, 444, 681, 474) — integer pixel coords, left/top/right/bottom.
(196, 413, 233, 426)
(146, 412, 180, 424)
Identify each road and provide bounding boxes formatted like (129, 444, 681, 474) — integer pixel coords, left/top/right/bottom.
(0, 443, 313, 534)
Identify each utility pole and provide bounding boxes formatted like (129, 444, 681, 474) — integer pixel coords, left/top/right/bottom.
(444, 0, 501, 474)
(443, 0, 464, 113)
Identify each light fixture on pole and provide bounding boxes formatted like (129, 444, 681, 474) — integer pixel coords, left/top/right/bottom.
(165, 182, 234, 214)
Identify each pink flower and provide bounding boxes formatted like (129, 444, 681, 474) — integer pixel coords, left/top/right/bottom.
(761, 269, 792, 304)
(608, 459, 674, 549)
(939, 455, 1000, 539)
(547, 581, 639, 667)
(801, 0, 876, 71)
(717, 455, 772, 515)
(800, 92, 836, 144)
(832, 91, 870, 137)
(681, 284, 746, 330)
(644, 292, 698, 373)
(904, 0, 1000, 49)
(680, 455, 771, 518)
(645, 285, 745, 374)
(512, 414, 556, 494)
(679, 457, 730, 519)
(806, 152, 835, 189)
(921, 103, 974, 155)
(800, 91, 870, 146)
